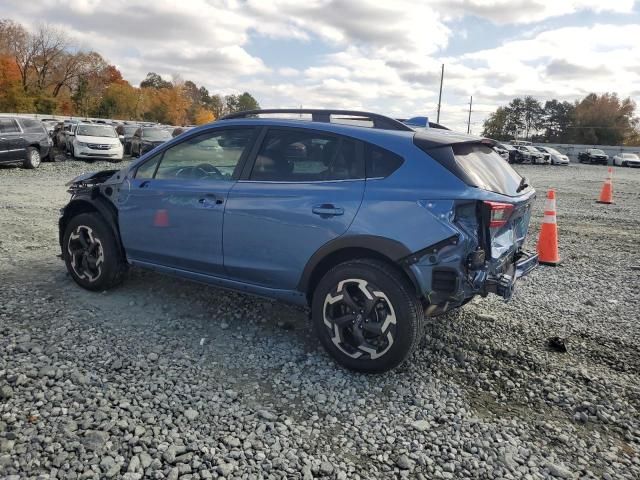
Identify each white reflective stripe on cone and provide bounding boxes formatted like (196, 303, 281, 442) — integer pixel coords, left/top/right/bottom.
(544, 198, 556, 211)
(543, 214, 557, 224)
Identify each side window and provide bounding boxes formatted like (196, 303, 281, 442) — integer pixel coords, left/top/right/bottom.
(154, 129, 254, 181)
(134, 154, 161, 179)
(0, 118, 20, 134)
(21, 119, 46, 134)
(365, 143, 404, 178)
(250, 129, 364, 182)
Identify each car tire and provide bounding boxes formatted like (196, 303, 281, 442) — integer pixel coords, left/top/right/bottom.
(63, 213, 127, 291)
(311, 258, 423, 373)
(23, 147, 41, 169)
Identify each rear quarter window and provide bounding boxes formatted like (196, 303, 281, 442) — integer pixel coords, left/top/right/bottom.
(365, 143, 404, 178)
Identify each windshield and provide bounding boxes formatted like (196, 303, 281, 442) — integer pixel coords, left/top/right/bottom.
(545, 148, 561, 155)
(76, 125, 117, 138)
(124, 126, 138, 134)
(591, 149, 605, 155)
(452, 144, 525, 196)
(501, 144, 516, 150)
(143, 129, 172, 140)
(623, 153, 639, 159)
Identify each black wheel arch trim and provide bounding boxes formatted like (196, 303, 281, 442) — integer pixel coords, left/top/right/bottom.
(297, 235, 415, 294)
(59, 193, 122, 255)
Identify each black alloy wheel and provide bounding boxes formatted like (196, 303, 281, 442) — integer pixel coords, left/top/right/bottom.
(63, 213, 126, 291)
(312, 259, 422, 373)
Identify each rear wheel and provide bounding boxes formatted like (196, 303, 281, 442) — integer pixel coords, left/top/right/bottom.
(312, 259, 423, 373)
(23, 147, 41, 169)
(63, 213, 126, 291)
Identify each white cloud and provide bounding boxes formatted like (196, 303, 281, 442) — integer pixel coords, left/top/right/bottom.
(2, 0, 639, 131)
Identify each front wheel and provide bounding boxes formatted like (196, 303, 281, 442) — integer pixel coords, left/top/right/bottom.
(23, 147, 41, 169)
(63, 213, 127, 291)
(312, 259, 423, 373)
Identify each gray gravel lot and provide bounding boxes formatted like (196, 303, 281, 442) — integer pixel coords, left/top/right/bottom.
(0, 158, 639, 479)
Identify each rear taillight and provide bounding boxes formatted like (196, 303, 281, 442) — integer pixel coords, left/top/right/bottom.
(484, 201, 514, 228)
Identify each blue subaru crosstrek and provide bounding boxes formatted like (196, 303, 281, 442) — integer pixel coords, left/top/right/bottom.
(59, 109, 537, 372)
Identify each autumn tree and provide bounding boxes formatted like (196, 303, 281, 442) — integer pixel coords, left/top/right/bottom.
(0, 53, 32, 111)
(572, 93, 637, 145)
(0, 19, 262, 120)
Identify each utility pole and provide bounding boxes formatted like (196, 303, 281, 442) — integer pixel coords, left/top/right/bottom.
(436, 64, 444, 124)
(467, 95, 473, 134)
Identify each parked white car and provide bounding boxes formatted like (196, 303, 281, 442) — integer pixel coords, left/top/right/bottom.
(613, 152, 640, 168)
(535, 146, 570, 165)
(69, 123, 124, 162)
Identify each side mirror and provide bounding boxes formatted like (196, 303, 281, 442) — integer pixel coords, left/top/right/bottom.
(119, 135, 124, 141)
(68, 132, 75, 136)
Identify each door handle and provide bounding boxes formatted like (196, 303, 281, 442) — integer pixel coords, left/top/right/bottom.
(312, 204, 344, 216)
(139, 180, 151, 188)
(198, 194, 223, 206)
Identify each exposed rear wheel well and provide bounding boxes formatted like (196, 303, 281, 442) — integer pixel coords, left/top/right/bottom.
(305, 247, 419, 305)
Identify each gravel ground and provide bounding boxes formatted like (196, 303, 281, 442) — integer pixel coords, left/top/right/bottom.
(0, 156, 639, 479)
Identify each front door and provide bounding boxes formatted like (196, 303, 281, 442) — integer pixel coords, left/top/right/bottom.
(223, 127, 365, 289)
(118, 128, 257, 275)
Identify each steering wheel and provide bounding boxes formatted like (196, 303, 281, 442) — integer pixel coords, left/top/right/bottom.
(175, 163, 222, 179)
(194, 163, 222, 178)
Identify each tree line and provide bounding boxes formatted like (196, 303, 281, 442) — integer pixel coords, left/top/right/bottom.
(482, 93, 640, 146)
(0, 19, 260, 125)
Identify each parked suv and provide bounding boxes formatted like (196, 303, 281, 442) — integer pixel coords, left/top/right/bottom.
(0, 116, 52, 168)
(130, 127, 172, 157)
(578, 148, 608, 165)
(59, 109, 538, 372)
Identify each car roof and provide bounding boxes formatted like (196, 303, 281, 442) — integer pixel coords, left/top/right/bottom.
(208, 117, 481, 149)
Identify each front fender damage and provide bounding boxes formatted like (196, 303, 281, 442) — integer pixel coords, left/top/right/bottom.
(59, 169, 128, 254)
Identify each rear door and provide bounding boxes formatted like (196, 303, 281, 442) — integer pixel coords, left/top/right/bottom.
(223, 127, 365, 289)
(0, 118, 26, 161)
(118, 127, 257, 275)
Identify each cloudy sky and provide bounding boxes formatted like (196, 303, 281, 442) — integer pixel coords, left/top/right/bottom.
(5, 0, 640, 131)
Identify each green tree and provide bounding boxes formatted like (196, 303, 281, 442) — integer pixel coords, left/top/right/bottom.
(542, 99, 574, 142)
(522, 96, 543, 139)
(140, 72, 171, 89)
(236, 92, 260, 111)
(482, 106, 511, 140)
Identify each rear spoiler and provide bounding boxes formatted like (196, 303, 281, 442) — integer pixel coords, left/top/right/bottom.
(397, 116, 451, 130)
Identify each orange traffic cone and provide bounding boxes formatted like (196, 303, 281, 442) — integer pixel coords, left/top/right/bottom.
(596, 167, 614, 204)
(537, 189, 561, 266)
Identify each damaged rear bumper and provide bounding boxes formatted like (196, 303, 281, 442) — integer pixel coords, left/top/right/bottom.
(484, 250, 538, 301)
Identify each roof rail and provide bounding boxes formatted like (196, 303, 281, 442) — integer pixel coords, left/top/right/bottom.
(219, 109, 413, 132)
